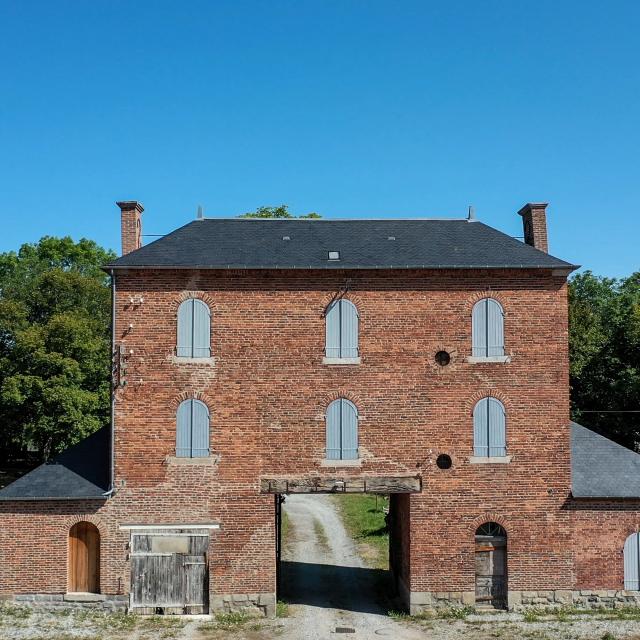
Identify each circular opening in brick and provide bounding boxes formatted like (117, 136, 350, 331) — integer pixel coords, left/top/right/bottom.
(436, 454, 452, 470)
(435, 350, 451, 367)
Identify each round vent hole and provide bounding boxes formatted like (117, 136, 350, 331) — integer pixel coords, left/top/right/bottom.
(435, 351, 451, 366)
(436, 454, 452, 470)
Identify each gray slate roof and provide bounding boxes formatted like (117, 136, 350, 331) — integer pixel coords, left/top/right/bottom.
(0, 427, 109, 500)
(106, 219, 577, 270)
(571, 422, 640, 498)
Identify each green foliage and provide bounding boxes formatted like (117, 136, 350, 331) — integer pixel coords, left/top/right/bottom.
(239, 204, 321, 219)
(0, 236, 115, 461)
(569, 270, 640, 449)
(276, 599, 289, 617)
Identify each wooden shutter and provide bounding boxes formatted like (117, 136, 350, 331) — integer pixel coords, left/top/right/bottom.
(340, 399, 358, 460)
(472, 300, 487, 357)
(191, 400, 210, 457)
(325, 301, 340, 358)
(177, 300, 194, 357)
(486, 299, 505, 357)
(339, 300, 359, 358)
(176, 400, 192, 457)
(624, 533, 640, 590)
(473, 398, 489, 456)
(326, 400, 342, 460)
(192, 300, 211, 357)
(488, 397, 506, 456)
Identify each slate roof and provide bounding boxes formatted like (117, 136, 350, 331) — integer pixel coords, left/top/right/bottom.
(0, 427, 110, 500)
(106, 219, 577, 271)
(571, 422, 640, 498)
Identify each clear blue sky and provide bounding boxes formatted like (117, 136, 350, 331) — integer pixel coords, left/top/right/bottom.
(1, 1, 638, 277)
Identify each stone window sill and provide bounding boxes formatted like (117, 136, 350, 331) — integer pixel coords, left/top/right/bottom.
(322, 357, 361, 365)
(466, 356, 511, 364)
(469, 456, 512, 464)
(166, 455, 220, 466)
(170, 356, 216, 366)
(320, 458, 362, 467)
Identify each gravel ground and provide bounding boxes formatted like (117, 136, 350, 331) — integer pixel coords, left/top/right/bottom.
(3, 493, 640, 639)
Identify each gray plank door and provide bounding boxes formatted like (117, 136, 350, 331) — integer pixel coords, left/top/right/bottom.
(475, 537, 507, 608)
(130, 533, 208, 614)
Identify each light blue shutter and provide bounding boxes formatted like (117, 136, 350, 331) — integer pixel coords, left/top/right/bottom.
(624, 533, 640, 590)
(488, 398, 506, 456)
(326, 400, 342, 459)
(176, 400, 192, 457)
(191, 400, 210, 457)
(472, 300, 487, 357)
(340, 300, 359, 358)
(192, 300, 211, 357)
(325, 302, 340, 358)
(177, 300, 194, 357)
(486, 299, 505, 357)
(473, 398, 489, 456)
(341, 399, 358, 460)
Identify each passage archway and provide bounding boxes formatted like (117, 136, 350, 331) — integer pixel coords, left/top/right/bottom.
(475, 522, 507, 608)
(68, 522, 100, 593)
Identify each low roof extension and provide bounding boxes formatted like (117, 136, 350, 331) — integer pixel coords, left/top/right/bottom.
(0, 427, 109, 501)
(105, 218, 578, 271)
(571, 422, 640, 499)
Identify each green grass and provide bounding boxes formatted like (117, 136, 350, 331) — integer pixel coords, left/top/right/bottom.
(332, 493, 389, 569)
(313, 517, 330, 550)
(276, 600, 290, 618)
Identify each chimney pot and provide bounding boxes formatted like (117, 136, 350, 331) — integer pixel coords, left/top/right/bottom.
(116, 201, 144, 256)
(518, 202, 549, 253)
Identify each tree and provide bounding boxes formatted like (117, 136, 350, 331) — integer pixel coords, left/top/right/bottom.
(0, 237, 115, 462)
(239, 205, 321, 219)
(569, 271, 640, 450)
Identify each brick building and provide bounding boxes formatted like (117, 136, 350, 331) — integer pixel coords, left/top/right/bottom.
(1, 201, 640, 614)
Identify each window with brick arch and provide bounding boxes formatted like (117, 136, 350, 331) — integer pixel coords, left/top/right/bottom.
(326, 399, 358, 460)
(177, 298, 211, 358)
(325, 299, 359, 358)
(472, 298, 505, 357)
(176, 399, 210, 458)
(473, 397, 507, 457)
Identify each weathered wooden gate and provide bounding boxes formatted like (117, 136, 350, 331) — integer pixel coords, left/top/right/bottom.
(474, 522, 507, 609)
(129, 531, 208, 614)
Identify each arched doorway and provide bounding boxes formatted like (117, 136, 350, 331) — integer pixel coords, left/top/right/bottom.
(68, 522, 100, 593)
(475, 522, 507, 609)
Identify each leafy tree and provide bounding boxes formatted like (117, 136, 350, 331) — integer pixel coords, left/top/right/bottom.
(569, 271, 640, 450)
(239, 205, 321, 219)
(0, 237, 115, 462)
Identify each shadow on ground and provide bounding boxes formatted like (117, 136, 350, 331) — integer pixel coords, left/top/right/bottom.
(279, 560, 397, 615)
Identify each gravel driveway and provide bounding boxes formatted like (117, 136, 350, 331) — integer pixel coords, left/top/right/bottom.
(277, 493, 425, 639)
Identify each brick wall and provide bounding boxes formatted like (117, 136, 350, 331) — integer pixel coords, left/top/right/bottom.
(1, 266, 637, 602)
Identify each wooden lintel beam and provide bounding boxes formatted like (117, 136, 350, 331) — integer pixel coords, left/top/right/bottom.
(259, 476, 421, 494)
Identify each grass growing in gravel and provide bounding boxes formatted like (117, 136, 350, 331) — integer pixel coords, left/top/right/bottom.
(313, 517, 330, 550)
(331, 494, 389, 569)
(389, 605, 474, 622)
(276, 600, 290, 618)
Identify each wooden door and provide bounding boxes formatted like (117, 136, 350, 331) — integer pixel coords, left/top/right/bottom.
(475, 528, 507, 608)
(68, 522, 100, 593)
(129, 532, 208, 614)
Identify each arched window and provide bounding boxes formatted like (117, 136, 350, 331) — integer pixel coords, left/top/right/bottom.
(472, 298, 504, 357)
(177, 299, 211, 358)
(473, 397, 506, 457)
(475, 522, 507, 608)
(68, 522, 100, 593)
(176, 399, 210, 458)
(624, 532, 640, 590)
(325, 299, 359, 359)
(326, 399, 358, 460)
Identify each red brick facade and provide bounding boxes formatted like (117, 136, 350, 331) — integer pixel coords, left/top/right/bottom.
(1, 260, 639, 611)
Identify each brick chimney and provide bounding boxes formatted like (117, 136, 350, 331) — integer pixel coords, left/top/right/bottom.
(116, 201, 144, 255)
(518, 202, 548, 253)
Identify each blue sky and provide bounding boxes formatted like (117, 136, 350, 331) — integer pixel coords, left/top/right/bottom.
(1, 1, 638, 277)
